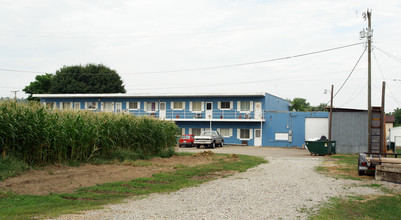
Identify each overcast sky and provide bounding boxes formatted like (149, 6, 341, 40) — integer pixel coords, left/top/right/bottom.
(1, 0, 400, 112)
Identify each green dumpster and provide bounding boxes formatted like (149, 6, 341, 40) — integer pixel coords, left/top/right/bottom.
(305, 140, 336, 155)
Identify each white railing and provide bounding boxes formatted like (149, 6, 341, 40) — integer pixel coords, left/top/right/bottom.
(91, 108, 265, 120)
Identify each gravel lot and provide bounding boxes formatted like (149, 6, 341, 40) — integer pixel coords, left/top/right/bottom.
(56, 146, 396, 220)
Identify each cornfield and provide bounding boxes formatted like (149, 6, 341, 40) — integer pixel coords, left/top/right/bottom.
(0, 101, 180, 165)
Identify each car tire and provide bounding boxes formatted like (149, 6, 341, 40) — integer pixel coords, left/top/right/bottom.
(220, 141, 224, 147)
(179, 145, 183, 148)
(196, 145, 200, 149)
(212, 142, 216, 148)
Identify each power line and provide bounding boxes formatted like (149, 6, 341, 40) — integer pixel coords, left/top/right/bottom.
(373, 50, 401, 105)
(374, 46, 401, 64)
(0, 42, 364, 75)
(122, 42, 364, 74)
(327, 46, 367, 105)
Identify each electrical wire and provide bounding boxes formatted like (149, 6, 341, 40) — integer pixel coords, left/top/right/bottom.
(374, 46, 401, 64)
(327, 45, 367, 105)
(373, 50, 401, 105)
(0, 42, 364, 75)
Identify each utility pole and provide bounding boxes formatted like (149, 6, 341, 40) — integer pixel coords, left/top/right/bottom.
(360, 9, 373, 152)
(11, 90, 19, 101)
(329, 85, 333, 141)
(367, 9, 372, 153)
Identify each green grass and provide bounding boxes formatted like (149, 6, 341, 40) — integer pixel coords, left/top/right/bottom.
(309, 194, 401, 220)
(330, 155, 358, 165)
(0, 156, 31, 181)
(0, 154, 266, 219)
(311, 154, 401, 219)
(315, 166, 329, 172)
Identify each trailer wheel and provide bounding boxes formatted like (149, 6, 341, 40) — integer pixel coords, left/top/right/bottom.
(358, 157, 365, 176)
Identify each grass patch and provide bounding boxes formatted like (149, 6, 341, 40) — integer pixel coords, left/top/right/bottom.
(315, 166, 329, 172)
(318, 154, 370, 181)
(361, 184, 382, 188)
(309, 194, 401, 220)
(0, 156, 31, 181)
(0, 154, 266, 219)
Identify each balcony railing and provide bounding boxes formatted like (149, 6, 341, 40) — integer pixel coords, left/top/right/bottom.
(91, 108, 265, 120)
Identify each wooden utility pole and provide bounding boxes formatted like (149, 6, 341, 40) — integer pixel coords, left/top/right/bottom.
(329, 85, 333, 141)
(11, 90, 19, 101)
(381, 81, 386, 153)
(367, 9, 373, 152)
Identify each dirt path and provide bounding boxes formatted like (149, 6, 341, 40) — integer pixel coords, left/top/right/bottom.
(55, 146, 399, 220)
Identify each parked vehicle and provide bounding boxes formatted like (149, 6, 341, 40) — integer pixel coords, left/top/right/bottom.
(194, 131, 224, 149)
(178, 134, 195, 148)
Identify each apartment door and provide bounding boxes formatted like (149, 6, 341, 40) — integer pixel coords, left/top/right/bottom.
(115, 102, 122, 113)
(254, 129, 262, 146)
(159, 102, 166, 119)
(255, 102, 262, 119)
(206, 102, 213, 119)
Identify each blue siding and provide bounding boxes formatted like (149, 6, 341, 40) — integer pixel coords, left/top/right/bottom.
(262, 111, 328, 147)
(265, 93, 290, 111)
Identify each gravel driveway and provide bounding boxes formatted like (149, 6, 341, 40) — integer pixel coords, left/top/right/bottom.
(56, 146, 392, 220)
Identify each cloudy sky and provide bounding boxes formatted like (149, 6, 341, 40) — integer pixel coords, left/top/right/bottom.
(1, 0, 400, 112)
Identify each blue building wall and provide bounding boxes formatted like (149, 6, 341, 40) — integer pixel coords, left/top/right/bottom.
(263, 111, 328, 147)
(265, 93, 290, 111)
(37, 93, 328, 148)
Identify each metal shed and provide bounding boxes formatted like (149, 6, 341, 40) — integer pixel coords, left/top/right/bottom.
(331, 108, 368, 154)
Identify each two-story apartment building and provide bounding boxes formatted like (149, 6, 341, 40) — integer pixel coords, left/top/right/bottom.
(33, 92, 328, 148)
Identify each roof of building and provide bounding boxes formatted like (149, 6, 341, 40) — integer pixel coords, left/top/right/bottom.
(386, 115, 395, 123)
(330, 107, 367, 112)
(33, 92, 268, 98)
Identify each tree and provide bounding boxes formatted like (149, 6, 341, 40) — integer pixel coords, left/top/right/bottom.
(23, 64, 126, 100)
(310, 103, 329, 111)
(22, 73, 54, 101)
(50, 64, 126, 94)
(290, 98, 310, 111)
(390, 108, 401, 127)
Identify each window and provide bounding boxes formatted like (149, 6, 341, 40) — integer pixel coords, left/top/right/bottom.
(192, 128, 201, 136)
(62, 102, 72, 110)
(128, 102, 138, 109)
(86, 102, 97, 110)
(240, 101, 250, 111)
(173, 101, 184, 110)
(45, 102, 55, 109)
(240, 129, 250, 139)
(103, 102, 113, 112)
(146, 102, 156, 111)
(221, 101, 231, 109)
(219, 128, 230, 137)
(192, 102, 202, 111)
